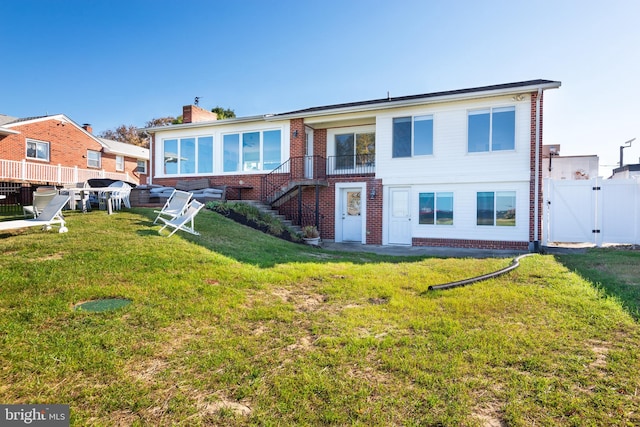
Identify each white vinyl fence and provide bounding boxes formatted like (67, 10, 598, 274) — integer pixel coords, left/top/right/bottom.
(544, 178, 640, 246)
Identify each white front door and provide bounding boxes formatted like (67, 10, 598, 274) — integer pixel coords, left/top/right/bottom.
(388, 188, 412, 245)
(304, 129, 314, 179)
(341, 188, 362, 242)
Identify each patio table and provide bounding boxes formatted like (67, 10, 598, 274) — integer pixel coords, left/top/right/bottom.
(67, 187, 121, 215)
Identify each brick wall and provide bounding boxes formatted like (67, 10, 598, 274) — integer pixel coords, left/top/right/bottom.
(182, 105, 218, 124)
(529, 90, 544, 245)
(413, 237, 529, 250)
(0, 119, 103, 165)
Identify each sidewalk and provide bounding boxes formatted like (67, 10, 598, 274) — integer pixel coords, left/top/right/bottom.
(320, 241, 527, 258)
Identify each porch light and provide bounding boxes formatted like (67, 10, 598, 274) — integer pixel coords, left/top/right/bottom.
(369, 188, 377, 199)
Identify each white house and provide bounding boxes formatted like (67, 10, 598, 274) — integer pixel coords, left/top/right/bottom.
(144, 79, 561, 250)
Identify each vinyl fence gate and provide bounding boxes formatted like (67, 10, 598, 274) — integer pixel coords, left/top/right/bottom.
(543, 178, 640, 247)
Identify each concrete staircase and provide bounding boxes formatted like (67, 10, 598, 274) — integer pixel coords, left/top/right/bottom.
(234, 200, 303, 235)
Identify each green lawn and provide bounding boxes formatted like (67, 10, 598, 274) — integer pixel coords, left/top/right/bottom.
(1, 208, 639, 426)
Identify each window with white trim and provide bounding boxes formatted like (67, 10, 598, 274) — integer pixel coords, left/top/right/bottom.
(115, 155, 124, 171)
(136, 160, 147, 174)
(26, 139, 50, 161)
(393, 115, 433, 157)
(223, 129, 282, 172)
(468, 107, 515, 152)
(419, 192, 453, 225)
(87, 150, 101, 168)
(163, 136, 213, 175)
(477, 191, 516, 226)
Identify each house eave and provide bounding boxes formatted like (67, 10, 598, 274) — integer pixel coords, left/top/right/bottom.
(269, 80, 562, 120)
(142, 115, 269, 133)
(0, 127, 20, 135)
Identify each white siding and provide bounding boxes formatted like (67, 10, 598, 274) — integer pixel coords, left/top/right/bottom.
(374, 94, 533, 244)
(375, 94, 532, 185)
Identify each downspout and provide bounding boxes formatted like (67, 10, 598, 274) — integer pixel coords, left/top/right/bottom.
(148, 132, 153, 186)
(533, 88, 542, 251)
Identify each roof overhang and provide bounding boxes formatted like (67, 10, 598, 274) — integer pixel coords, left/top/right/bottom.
(270, 80, 561, 120)
(142, 115, 268, 133)
(0, 127, 20, 136)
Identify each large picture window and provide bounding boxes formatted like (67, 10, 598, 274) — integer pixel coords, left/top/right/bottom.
(477, 191, 516, 226)
(26, 139, 49, 162)
(468, 107, 515, 153)
(223, 129, 282, 173)
(393, 115, 433, 158)
(419, 192, 453, 225)
(163, 136, 214, 175)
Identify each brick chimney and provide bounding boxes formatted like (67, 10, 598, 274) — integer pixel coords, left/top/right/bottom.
(82, 123, 93, 134)
(182, 105, 218, 124)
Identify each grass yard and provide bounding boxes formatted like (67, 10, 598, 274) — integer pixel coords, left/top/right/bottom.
(1, 208, 639, 426)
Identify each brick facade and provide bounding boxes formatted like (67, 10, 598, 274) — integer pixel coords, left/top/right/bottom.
(529, 90, 544, 246)
(413, 237, 529, 250)
(0, 117, 146, 185)
(182, 105, 218, 124)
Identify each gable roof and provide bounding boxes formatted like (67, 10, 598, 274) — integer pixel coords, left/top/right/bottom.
(0, 114, 108, 147)
(98, 138, 149, 160)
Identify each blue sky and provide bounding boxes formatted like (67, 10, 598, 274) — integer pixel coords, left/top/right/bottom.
(2, 0, 639, 176)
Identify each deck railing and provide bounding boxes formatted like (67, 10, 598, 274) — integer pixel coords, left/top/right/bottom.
(0, 159, 133, 185)
(326, 154, 375, 175)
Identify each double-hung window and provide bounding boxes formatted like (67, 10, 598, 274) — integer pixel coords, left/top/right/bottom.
(468, 107, 515, 152)
(87, 150, 101, 168)
(477, 191, 516, 226)
(223, 129, 282, 172)
(419, 192, 453, 225)
(26, 139, 49, 162)
(392, 115, 433, 158)
(334, 131, 375, 170)
(115, 155, 124, 171)
(163, 136, 213, 175)
(136, 160, 147, 174)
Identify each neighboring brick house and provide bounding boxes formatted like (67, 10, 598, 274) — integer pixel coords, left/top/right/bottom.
(0, 114, 148, 203)
(145, 80, 560, 250)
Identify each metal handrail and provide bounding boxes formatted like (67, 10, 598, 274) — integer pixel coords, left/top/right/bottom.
(326, 154, 375, 175)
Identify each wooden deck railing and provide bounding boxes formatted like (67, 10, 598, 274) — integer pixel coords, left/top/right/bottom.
(0, 159, 134, 185)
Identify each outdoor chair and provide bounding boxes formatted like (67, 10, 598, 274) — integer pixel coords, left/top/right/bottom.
(157, 199, 205, 237)
(153, 189, 192, 224)
(61, 182, 90, 211)
(23, 190, 58, 218)
(0, 194, 70, 234)
(100, 181, 132, 211)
